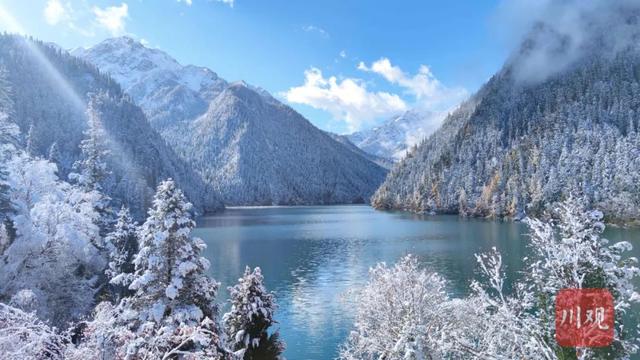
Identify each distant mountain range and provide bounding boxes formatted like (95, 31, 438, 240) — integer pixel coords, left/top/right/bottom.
(0, 35, 223, 217)
(74, 37, 387, 205)
(348, 109, 447, 162)
(372, 11, 640, 223)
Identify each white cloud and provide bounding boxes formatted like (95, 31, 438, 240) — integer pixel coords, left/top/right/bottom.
(41, 0, 95, 37)
(358, 58, 468, 111)
(93, 3, 129, 35)
(44, 0, 68, 25)
(303, 25, 329, 38)
(282, 68, 407, 132)
(339, 50, 347, 58)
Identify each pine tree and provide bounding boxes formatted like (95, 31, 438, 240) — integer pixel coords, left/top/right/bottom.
(47, 141, 60, 164)
(0, 159, 13, 253)
(105, 206, 138, 301)
(71, 104, 109, 192)
(25, 124, 36, 156)
(125, 179, 225, 358)
(70, 101, 112, 236)
(223, 266, 284, 360)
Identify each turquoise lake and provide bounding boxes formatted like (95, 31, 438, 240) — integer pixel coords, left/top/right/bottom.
(195, 205, 640, 360)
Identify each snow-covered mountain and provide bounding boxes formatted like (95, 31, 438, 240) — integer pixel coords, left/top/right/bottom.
(325, 132, 394, 169)
(72, 37, 228, 130)
(0, 35, 223, 216)
(373, 7, 640, 223)
(348, 109, 447, 162)
(75, 37, 387, 205)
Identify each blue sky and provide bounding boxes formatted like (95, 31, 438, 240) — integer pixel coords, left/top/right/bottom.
(0, 0, 521, 133)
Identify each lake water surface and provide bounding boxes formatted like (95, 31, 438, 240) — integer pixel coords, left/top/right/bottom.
(195, 205, 640, 360)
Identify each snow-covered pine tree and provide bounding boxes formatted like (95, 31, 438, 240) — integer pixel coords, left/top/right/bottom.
(0, 154, 11, 255)
(70, 99, 112, 236)
(25, 123, 40, 157)
(105, 206, 138, 301)
(223, 266, 284, 359)
(47, 141, 60, 165)
(124, 179, 226, 358)
(70, 100, 109, 192)
(0, 129, 13, 251)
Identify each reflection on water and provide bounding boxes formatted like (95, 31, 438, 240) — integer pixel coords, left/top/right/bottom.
(195, 205, 640, 360)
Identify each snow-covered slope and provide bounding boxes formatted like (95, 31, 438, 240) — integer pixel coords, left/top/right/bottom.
(372, 7, 640, 223)
(0, 35, 222, 216)
(348, 109, 447, 161)
(76, 37, 387, 205)
(72, 37, 228, 130)
(172, 82, 387, 205)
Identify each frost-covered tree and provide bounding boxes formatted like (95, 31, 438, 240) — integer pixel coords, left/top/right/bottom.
(105, 206, 138, 301)
(524, 197, 640, 359)
(69, 101, 112, 235)
(0, 136, 14, 251)
(0, 302, 66, 359)
(70, 103, 109, 192)
(223, 266, 284, 359)
(121, 179, 226, 358)
(0, 152, 105, 326)
(63, 302, 135, 360)
(340, 255, 449, 360)
(25, 124, 37, 156)
(47, 141, 60, 165)
(342, 200, 640, 360)
(438, 249, 555, 359)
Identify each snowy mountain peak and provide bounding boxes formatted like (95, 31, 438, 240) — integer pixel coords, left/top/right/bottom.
(73, 37, 228, 128)
(348, 109, 446, 161)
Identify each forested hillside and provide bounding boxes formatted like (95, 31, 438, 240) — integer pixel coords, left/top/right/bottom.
(0, 35, 222, 216)
(179, 82, 388, 205)
(373, 22, 640, 222)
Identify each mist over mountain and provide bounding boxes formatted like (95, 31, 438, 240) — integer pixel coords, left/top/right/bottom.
(76, 37, 387, 205)
(372, 5, 640, 222)
(501, 0, 640, 84)
(0, 35, 222, 216)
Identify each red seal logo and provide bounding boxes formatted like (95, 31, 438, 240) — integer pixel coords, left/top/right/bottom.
(555, 288, 614, 347)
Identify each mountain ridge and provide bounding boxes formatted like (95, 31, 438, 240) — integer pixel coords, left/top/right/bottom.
(76, 37, 388, 205)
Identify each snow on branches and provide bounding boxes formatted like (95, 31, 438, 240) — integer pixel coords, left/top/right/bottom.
(223, 266, 284, 359)
(105, 206, 138, 300)
(341, 199, 640, 360)
(0, 302, 66, 359)
(122, 178, 225, 358)
(340, 255, 449, 359)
